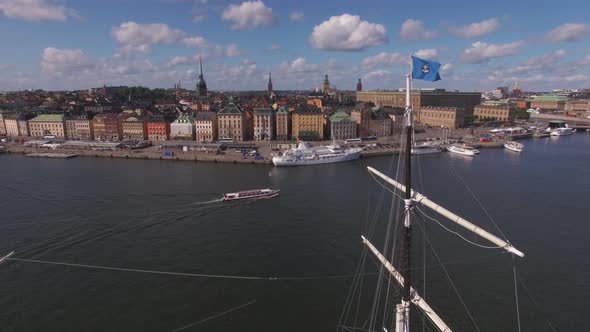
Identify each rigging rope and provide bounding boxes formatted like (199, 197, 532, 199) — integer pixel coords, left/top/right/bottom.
(170, 300, 256, 332)
(512, 256, 522, 332)
(6, 257, 372, 281)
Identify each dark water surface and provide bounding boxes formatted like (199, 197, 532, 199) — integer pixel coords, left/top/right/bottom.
(1, 134, 589, 331)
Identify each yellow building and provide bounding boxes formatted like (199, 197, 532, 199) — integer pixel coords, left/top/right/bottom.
(275, 107, 291, 141)
(473, 105, 515, 122)
(217, 98, 246, 141)
(4, 116, 20, 137)
(292, 106, 324, 141)
(195, 111, 218, 142)
(357, 89, 481, 114)
(416, 106, 464, 129)
(28, 114, 66, 138)
(529, 95, 568, 112)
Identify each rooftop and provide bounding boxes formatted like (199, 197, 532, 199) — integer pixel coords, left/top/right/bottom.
(329, 110, 353, 122)
(29, 114, 64, 122)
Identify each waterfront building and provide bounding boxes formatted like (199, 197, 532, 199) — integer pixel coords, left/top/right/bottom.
(369, 108, 393, 137)
(72, 118, 94, 140)
(529, 95, 568, 112)
(146, 116, 170, 141)
(275, 107, 291, 141)
(351, 105, 372, 136)
(92, 113, 121, 141)
(28, 114, 66, 138)
(17, 115, 30, 137)
(356, 89, 481, 114)
(253, 99, 275, 141)
(4, 116, 20, 137)
(0, 112, 7, 136)
(196, 56, 207, 98)
(65, 118, 77, 139)
(217, 98, 246, 142)
(474, 104, 516, 122)
(416, 106, 465, 129)
(121, 115, 148, 140)
(195, 111, 218, 142)
(565, 100, 589, 116)
(292, 105, 324, 141)
(330, 110, 357, 140)
(170, 115, 195, 140)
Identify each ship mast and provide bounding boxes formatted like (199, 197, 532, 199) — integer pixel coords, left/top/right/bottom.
(397, 74, 414, 332)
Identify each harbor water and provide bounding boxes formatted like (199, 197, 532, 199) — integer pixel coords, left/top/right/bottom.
(1, 133, 589, 331)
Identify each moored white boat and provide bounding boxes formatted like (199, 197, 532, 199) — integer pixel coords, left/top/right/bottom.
(272, 142, 362, 166)
(446, 143, 479, 156)
(222, 188, 280, 201)
(504, 141, 524, 152)
(411, 142, 442, 155)
(550, 128, 576, 136)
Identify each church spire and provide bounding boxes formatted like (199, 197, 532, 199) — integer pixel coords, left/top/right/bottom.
(267, 72, 273, 95)
(196, 56, 207, 98)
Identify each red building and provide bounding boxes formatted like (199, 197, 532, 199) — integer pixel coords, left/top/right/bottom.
(146, 118, 170, 141)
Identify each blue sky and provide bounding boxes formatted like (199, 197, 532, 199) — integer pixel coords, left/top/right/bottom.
(0, 0, 589, 91)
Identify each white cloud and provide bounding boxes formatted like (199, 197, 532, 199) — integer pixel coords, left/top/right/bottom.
(112, 22, 184, 55)
(545, 23, 590, 42)
(267, 44, 280, 52)
(361, 52, 406, 68)
(449, 18, 499, 38)
(363, 69, 392, 81)
(221, 0, 274, 30)
(0, 0, 78, 22)
(461, 41, 523, 63)
(279, 57, 319, 74)
(309, 14, 387, 51)
(181, 36, 208, 48)
(399, 19, 437, 41)
(225, 44, 241, 57)
(192, 14, 206, 23)
(414, 48, 438, 59)
(440, 63, 454, 76)
(41, 47, 91, 75)
(578, 54, 590, 66)
(289, 11, 304, 22)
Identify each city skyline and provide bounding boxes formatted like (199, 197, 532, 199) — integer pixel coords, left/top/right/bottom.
(0, 0, 589, 92)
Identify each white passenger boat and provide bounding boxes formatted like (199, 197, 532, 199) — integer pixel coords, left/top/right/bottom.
(272, 142, 362, 166)
(446, 143, 479, 156)
(504, 141, 524, 152)
(550, 127, 576, 136)
(222, 188, 280, 201)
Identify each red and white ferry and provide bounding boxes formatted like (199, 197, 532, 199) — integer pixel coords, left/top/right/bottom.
(222, 188, 280, 201)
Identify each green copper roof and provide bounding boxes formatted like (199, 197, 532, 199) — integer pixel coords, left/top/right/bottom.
(173, 115, 194, 123)
(330, 110, 353, 123)
(219, 101, 242, 114)
(29, 114, 64, 122)
(276, 107, 289, 115)
(529, 95, 568, 102)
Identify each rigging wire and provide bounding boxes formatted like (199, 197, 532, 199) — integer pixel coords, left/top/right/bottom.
(413, 213, 482, 332)
(512, 255, 522, 332)
(170, 299, 256, 332)
(515, 273, 558, 332)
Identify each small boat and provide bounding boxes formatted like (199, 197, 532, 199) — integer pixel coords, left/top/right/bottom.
(504, 141, 524, 153)
(222, 188, 280, 201)
(411, 142, 442, 155)
(446, 143, 479, 156)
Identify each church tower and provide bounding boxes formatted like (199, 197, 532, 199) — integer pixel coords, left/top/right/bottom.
(196, 56, 207, 97)
(356, 78, 362, 92)
(322, 74, 330, 94)
(267, 72, 273, 96)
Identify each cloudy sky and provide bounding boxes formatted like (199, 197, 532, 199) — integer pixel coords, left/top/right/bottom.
(0, 0, 589, 92)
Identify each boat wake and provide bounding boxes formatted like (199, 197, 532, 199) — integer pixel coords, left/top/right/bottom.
(191, 198, 223, 205)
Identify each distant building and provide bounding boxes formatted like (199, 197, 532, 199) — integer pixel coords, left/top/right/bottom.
(0, 112, 6, 136)
(565, 100, 589, 116)
(292, 105, 324, 141)
(351, 106, 372, 137)
(28, 114, 66, 138)
(356, 78, 363, 92)
(195, 111, 218, 142)
(196, 56, 207, 98)
(473, 105, 516, 122)
(217, 98, 246, 141)
(4, 115, 20, 137)
(170, 115, 195, 140)
(357, 89, 481, 114)
(323, 74, 330, 94)
(416, 106, 465, 129)
(306, 98, 323, 111)
(275, 107, 291, 141)
(529, 95, 568, 112)
(369, 107, 393, 137)
(92, 113, 122, 141)
(253, 99, 274, 141)
(146, 116, 170, 141)
(84, 104, 113, 113)
(330, 110, 357, 140)
(121, 115, 147, 140)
